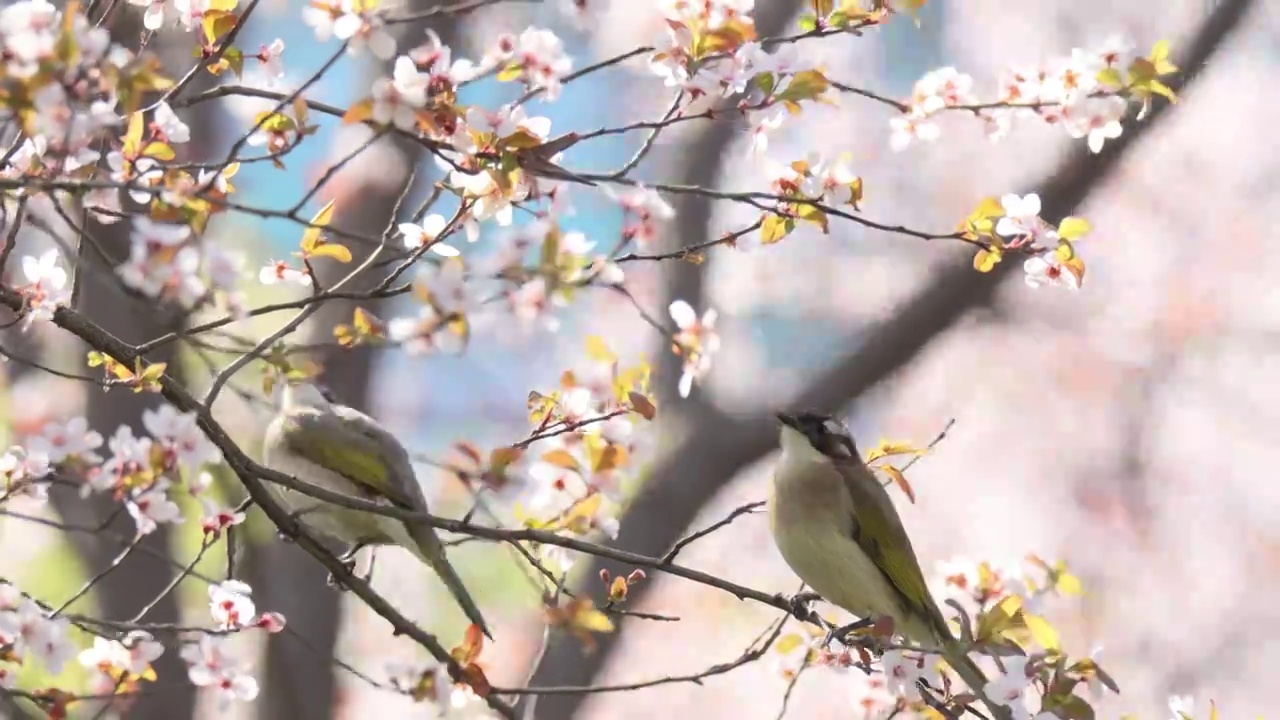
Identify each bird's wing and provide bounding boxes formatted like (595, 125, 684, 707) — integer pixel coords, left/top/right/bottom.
(836, 457, 947, 636)
(280, 408, 418, 509)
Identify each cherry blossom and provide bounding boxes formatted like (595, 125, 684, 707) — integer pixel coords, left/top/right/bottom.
(995, 193, 1044, 239)
(606, 185, 675, 247)
(254, 611, 287, 634)
(668, 300, 721, 398)
(16, 249, 70, 327)
(200, 498, 247, 537)
(983, 655, 1035, 711)
(508, 277, 561, 332)
(107, 152, 164, 204)
(26, 416, 104, 464)
(799, 155, 860, 206)
(257, 38, 285, 77)
(181, 635, 260, 710)
(209, 580, 256, 630)
(259, 260, 313, 287)
(127, 479, 185, 536)
(407, 28, 477, 85)
(153, 101, 190, 143)
(96, 425, 154, 492)
(1066, 95, 1127, 153)
(79, 631, 164, 680)
(449, 168, 522, 226)
(399, 214, 459, 256)
(516, 28, 573, 98)
(889, 110, 941, 153)
(879, 649, 924, 700)
(387, 305, 464, 356)
(1169, 695, 1196, 719)
(143, 403, 222, 471)
(1023, 252, 1081, 290)
(331, 1, 395, 60)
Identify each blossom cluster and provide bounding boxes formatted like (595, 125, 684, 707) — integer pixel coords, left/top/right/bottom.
(0, 399, 274, 711)
(442, 338, 653, 583)
(648, 0, 836, 157)
(889, 36, 1177, 154)
(773, 554, 1112, 718)
(5, 405, 241, 539)
(0, 576, 282, 713)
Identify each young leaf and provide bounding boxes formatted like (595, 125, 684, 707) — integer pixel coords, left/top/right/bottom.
(628, 391, 656, 420)
(759, 214, 793, 244)
(123, 112, 145, 157)
(541, 449, 580, 471)
(774, 633, 805, 655)
(307, 242, 353, 263)
(300, 199, 337, 251)
(341, 100, 374, 125)
(141, 142, 175, 161)
(973, 244, 1003, 272)
(880, 465, 915, 504)
(1057, 216, 1091, 240)
(1022, 612, 1060, 651)
(584, 335, 617, 364)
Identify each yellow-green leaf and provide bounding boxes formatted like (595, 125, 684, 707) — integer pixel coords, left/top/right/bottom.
(574, 606, 615, 633)
(795, 202, 828, 233)
(777, 69, 830, 102)
(496, 63, 523, 82)
(1096, 67, 1124, 88)
(775, 633, 805, 655)
(628, 391, 656, 421)
(759, 214, 793, 244)
(300, 199, 336, 251)
(973, 245, 1002, 272)
(307, 243, 352, 263)
(1148, 39, 1177, 75)
(1054, 570, 1083, 596)
(1057, 216, 1091, 240)
(341, 100, 374, 125)
(1022, 612, 1060, 651)
(123, 112, 144, 157)
(142, 142, 175, 161)
(959, 196, 1003, 238)
(541, 449, 580, 471)
(584, 335, 616, 364)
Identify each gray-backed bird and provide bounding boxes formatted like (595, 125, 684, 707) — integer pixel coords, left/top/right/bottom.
(769, 411, 1007, 718)
(263, 379, 491, 638)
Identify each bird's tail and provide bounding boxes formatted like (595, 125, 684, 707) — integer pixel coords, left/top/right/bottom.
(409, 525, 493, 640)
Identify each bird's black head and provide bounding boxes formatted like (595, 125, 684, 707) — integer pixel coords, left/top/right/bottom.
(314, 382, 338, 403)
(776, 410, 858, 459)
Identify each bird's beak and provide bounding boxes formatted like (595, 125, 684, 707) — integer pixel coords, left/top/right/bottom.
(775, 412, 798, 429)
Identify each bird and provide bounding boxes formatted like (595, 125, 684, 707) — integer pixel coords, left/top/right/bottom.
(262, 378, 491, 639)
(768, 410, 1007, 718)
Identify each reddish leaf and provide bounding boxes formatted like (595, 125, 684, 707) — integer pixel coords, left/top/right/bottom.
(881, 465, 916, 504)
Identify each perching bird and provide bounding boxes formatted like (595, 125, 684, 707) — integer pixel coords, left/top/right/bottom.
(263, 379, 491, 639)
(769, 411, 1006, 718)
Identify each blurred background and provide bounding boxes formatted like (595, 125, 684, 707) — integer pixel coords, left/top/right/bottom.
(2, 0, 1278, 717)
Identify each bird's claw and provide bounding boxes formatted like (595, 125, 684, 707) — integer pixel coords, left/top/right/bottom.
(822, 617, 874, 648)
(781, 591, 822, 622)
(326, 557, 359, 591)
